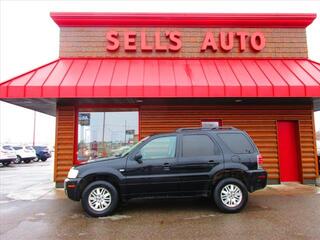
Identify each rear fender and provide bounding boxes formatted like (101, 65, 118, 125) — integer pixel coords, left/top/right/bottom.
(209, 163, 250, 191)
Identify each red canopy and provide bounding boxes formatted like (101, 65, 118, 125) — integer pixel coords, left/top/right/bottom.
(1, 58, 320, 98)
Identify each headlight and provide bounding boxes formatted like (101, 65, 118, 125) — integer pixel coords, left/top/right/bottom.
(67, 167, 79, 179)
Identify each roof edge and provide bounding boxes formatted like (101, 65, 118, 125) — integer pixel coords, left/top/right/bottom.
(0, 59, 59, 86)
(50, 12, 316, 28)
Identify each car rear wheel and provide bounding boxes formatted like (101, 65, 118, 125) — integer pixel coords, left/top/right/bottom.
(14, 156, 22, 164)
(40, 158, 48, 162)
(213, 178, 248, 213)
(81, 181, 118, 217)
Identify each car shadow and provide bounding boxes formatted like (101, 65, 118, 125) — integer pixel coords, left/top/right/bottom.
(118, 197, 218, 213)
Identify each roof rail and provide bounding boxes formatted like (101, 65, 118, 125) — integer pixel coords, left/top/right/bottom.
(176, 126, 237, 132)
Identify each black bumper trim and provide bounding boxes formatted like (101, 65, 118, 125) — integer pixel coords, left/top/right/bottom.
(245, 169, 267, 192)
(64, 178, 81, 201)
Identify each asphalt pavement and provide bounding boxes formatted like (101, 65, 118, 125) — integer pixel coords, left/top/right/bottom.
(0, 159, 320, 240)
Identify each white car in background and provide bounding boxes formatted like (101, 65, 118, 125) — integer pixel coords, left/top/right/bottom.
(13, 146, 36, 164)
(0, 145, 17, 167)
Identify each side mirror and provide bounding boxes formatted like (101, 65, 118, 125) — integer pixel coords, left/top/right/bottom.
(134, 152, 143, 163)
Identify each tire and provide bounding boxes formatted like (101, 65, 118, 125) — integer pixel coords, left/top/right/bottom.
(24, 159, 31, 163)
(81, 181, 119, 217)
(213, 178, 248, 213)
(3, 161, 11, 166)
(14, 156, 22, 164)
(41, 158, 47, 162)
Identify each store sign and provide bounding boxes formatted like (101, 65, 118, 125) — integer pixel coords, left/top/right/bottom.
(125, 129, 135, 135)
(106, 31, 266, 53)
(79, 113, 90, 126)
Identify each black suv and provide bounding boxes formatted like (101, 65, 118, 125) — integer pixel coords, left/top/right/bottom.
(65, 127, 267, 217)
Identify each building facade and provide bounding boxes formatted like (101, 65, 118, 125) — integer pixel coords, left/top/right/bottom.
(1, 13, 320, 187)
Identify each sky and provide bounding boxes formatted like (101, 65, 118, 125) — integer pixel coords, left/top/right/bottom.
(0, 0, 320, 146)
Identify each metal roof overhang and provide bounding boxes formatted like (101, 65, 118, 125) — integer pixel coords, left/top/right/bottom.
(1, 58, 320, 116)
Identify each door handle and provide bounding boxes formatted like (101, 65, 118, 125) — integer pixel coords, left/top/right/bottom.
(208, 160, 215, 163)
(163, 162, 170, 170)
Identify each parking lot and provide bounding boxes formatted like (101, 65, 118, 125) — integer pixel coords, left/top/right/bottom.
(0, 160, 320, 240)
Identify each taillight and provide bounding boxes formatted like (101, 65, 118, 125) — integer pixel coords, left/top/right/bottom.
(257, 154, 263, 169)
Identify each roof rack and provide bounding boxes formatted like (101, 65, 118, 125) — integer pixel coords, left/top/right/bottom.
(176, 127, 237, 132)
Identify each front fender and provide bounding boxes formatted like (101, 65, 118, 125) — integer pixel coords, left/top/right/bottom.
(79, 167, 124, 182)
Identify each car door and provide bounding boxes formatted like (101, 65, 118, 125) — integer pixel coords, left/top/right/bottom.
(176, 133, 223, 195)
(124, 134, 180, 197)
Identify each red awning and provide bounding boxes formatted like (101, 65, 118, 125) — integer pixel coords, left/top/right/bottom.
(1, 58, 320, 98)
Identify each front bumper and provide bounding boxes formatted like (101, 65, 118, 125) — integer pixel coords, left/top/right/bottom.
(64, 178, 81, 201)
(245, 169, 267, 192)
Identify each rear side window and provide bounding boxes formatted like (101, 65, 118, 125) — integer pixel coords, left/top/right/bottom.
(13, 147, 22, 150)
(218, 133, 254, 154)
(182, 134, 220, 157)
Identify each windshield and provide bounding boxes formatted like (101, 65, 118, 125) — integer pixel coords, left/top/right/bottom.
(119, 136, 150, 157)
(3, 146, 14, 151)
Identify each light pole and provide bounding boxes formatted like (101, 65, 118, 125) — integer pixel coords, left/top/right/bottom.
(33, 111, 36, 146)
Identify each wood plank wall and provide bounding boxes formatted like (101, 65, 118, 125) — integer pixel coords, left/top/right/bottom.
(54, 104, 318, 184)
(54, 105, 76, 183)
(140, 105, 318, 182)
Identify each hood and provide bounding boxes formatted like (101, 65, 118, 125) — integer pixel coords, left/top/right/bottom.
(76, 155, 123, 168)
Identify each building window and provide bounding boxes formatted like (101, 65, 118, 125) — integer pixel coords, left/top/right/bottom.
(77, 110, 139, 162)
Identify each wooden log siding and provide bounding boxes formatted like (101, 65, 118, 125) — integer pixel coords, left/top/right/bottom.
(54, 105, 76, 182)
(140, 105, 318, 182)
(53, 104, 318, 183)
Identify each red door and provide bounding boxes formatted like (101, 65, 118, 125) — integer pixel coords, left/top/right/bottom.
(277, 121, 301, 182)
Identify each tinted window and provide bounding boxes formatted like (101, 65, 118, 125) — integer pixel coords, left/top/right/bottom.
(26, 146, 34, 150)
(3, 146, 13, 151)
(140, 136, 176, 160)
(182, 134, 219, 157)
(34, 146, 45, 151)
(218, 133, 254, 154)
(13, 147, 22, 150)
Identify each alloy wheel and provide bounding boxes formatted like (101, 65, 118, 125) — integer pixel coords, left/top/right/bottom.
(88, 187, 112, 211)
(220, 184, 243, 208)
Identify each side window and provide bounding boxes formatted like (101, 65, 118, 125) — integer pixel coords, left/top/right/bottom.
(218, 133, 254, 154)
(182, 134, 219, 157)
(140, 136, 177, 160)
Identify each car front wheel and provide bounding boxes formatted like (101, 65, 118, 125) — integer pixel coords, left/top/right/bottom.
(213, 178, 248, 213)
(81, 181, 118, 217)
